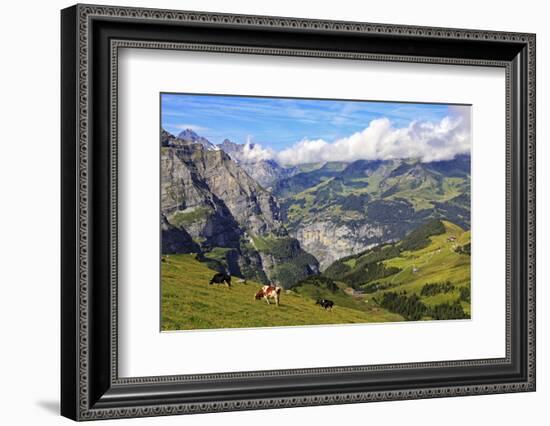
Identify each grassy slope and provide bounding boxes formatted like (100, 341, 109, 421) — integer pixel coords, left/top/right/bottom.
(161, 254, 403, 331)
(292, 280, 402, 322)
(368, 220, 471, 314)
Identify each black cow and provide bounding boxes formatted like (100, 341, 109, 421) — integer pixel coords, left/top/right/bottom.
(209, 273, 231, 287)
(316, 299, 334, 310)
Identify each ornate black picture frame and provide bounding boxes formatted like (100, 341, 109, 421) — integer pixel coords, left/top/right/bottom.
(61, 4, 536, 421)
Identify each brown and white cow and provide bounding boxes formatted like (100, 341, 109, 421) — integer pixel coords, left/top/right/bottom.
(254, 285, 282, 306)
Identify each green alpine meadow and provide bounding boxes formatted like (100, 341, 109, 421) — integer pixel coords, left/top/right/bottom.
(160, 94, 472, 331)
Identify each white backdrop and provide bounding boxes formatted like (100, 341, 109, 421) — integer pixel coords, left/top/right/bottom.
(0, 0, 547, 425)
(118, 49, 506, 377)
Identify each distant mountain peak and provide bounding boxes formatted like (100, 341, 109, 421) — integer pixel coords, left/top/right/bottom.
(218, 138, 240, 151)
(178, 128, 199, 138)
(341, 159, 393, 178)
(161, 129, 193, 148)
(177, 128, 215, 150)
(218, 139, 258, 155)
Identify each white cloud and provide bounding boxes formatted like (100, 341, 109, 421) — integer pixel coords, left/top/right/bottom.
(275, 108, 471, 166)
(240, 142, 274, 162)
(215, 107, 471, 166)
(227, 136, 275, 163)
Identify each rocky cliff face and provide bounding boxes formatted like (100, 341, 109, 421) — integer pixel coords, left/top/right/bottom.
(242, 158, 296, 190)
(161, 130, 318, 287)
(161, 214, 201, 254)
(293, 221, 385, 270)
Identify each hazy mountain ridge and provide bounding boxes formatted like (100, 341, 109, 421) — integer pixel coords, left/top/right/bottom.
(218, 138, 297, 188)
(274, 155, 470, 269)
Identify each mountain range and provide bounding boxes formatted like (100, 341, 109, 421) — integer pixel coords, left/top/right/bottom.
(275, 154, 470, 268)
(161, 128, 471, 286)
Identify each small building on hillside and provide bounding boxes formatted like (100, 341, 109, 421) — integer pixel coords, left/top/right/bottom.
(344, 288, 367, 298)
(344, 287, 355, 296)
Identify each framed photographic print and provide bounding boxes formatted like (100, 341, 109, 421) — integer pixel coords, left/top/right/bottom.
(61, 4, 536, 421)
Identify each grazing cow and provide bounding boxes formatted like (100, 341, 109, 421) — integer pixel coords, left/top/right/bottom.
(237, 278, 247, 285)
(209, 273, 231, 287)
(316, 299, 334, 310)
(255, 285, 282, 306)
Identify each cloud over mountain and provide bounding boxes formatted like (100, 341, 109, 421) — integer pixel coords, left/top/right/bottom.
(172, 106, 471, 166)
(276, 108, 471, 166)
(238, 137, 274, 163)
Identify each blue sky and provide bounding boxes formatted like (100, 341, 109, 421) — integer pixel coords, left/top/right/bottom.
(161, 93, 457, 152)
